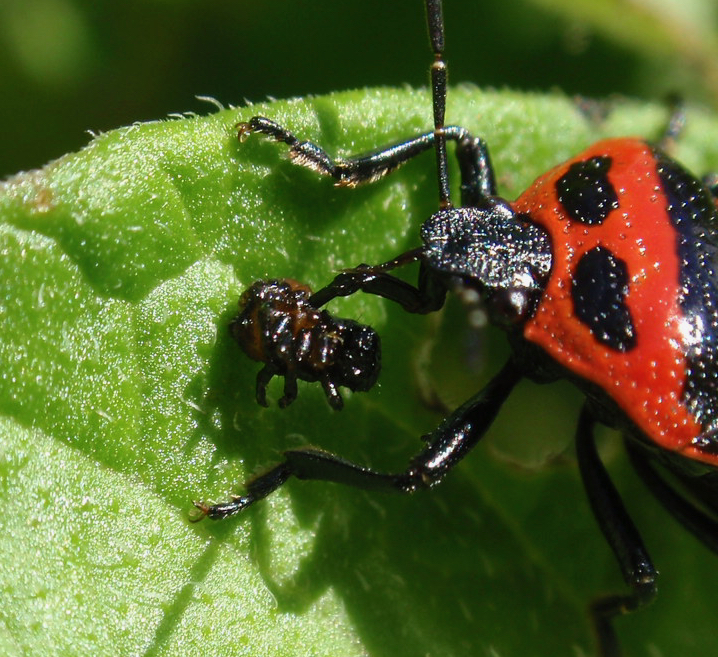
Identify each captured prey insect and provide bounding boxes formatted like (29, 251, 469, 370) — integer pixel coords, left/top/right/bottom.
(192, 1, 718, 655)
(231, 278, 381, 411)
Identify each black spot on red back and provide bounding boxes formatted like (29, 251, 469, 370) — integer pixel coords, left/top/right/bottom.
(571, 246, 636, 352)
(653, 148, 718, 444)
(556, 156, 619, 225)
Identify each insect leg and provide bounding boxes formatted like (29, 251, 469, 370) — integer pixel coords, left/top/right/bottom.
(255, 364, 276, 407)
(193, 358, 521, 520)
(255, 361, 300, 409)
(626, 438, 718, 554)
(308, 254, 447, 314)
(239, 117, 496, 204)
(575, 405, 657, 657)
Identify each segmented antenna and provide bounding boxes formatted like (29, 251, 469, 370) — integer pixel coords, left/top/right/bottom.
(425, 0, 451, 209)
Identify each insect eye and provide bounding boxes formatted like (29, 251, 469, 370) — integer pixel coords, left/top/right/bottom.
(489, 287, 534, 326)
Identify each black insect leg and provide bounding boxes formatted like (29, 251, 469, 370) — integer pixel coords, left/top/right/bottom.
(308, 247, 447, 313)
(238, 116, 496, 205)
(255, 364, 301, 410)
(193, 358, 522, 520)
(278, 371, 299, 409)
(575, 405, 657, 657)
(626, 438, 718, 554)
(319, 377, 343, 411)
(254, 364, 276, 407)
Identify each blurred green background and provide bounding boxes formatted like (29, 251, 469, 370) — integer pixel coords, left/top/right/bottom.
(2, 0, 718, 178)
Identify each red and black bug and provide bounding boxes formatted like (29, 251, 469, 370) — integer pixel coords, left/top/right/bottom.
(193, 1, 718, 655)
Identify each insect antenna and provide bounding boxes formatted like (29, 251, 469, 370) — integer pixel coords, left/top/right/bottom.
(425, 0, 452, 209)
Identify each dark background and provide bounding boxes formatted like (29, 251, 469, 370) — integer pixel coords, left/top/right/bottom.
(2, 0, 717, 178)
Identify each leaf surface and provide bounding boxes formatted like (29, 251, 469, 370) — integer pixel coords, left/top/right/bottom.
(2, 88, 718, 656)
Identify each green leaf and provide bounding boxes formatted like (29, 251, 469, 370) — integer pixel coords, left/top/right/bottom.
(2, 87, 718, 656)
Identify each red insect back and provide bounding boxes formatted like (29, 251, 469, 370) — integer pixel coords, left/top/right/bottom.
(513, 138, 707, 459)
